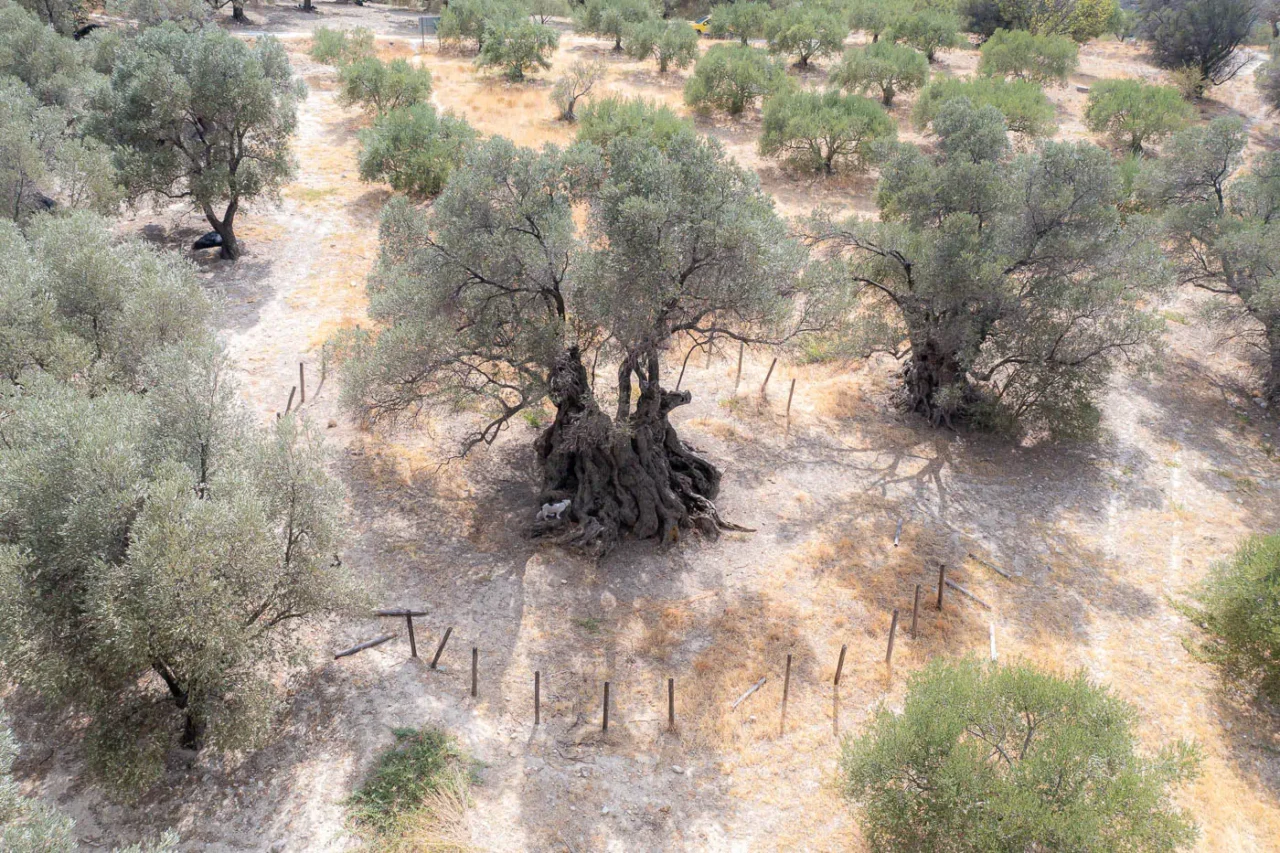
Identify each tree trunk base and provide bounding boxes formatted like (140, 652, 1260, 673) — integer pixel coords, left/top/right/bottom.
(533, 348, 749, 556)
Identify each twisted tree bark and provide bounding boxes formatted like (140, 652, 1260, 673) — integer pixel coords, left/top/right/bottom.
(532, 347, 745, 555)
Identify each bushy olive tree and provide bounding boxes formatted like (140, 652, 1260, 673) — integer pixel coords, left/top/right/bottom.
(439, 0, 525, 51)
(830, 41, 929, 106)
(478, 18, 559, 80)
(339, 132, 828, 552)
(575, 0, 657, 51)
(964, 0, 1119, 41)
(530, 0, 569, 24)
(914, 76, 1054, 136)
(0, 215, 359, 793)
(1084, 78, 1192, 154)
(1140, 117, 1280, 402)
(625, 18, 699, 72)
(1137, 0, 1255, 85)
(358, 104, 478, 198)
(708, 0, 770, 44)
(810, 101, 1165, 434)
(841, 657, 1201, 852)
(759, 89, 895, 174)
(577, 95, 692, 148)
(95, 24, 304, 260)
(684, 43, 787, 115)
(0, 0, 99, 109)
(1183, 534, 1280, 701)
(978, 27, 1078, 86)
(891, 9, 960, 62)
(764, 2, 849, 69)
(339, 57, 433, 114)
(847, 0, 907, 43)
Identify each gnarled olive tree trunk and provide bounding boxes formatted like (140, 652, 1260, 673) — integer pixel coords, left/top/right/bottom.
(532, 347, 743, 554)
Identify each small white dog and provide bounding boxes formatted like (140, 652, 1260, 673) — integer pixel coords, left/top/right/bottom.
(536, 498, 571, 522)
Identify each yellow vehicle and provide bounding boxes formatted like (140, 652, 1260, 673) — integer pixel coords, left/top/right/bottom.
(690, 14, 711, 34)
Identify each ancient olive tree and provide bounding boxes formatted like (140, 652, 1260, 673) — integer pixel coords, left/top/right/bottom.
(340, 133, 825, 552)
(0, 216, 359, 792)
(1137, 0, 1256, 85)
(810, 102, 1165, 435)
(1140, 117, 1280, 402)
(477, 18, 559, 81)
(914, 76, 1054, 136)
(358, 104, 478, 198)
(708, 0, 770, 44)
(891, 9, 960, 62)
(830, 41, 929, 106)
(764, 2, 849, 69)
(552, 59, 606, 121)
(847, 0, 907, 43)
(1084, 79, 1192, 154)
(841, 657, 1201, 852)
(685, 44, 788, 116)
(575, 0, 657, 51)
(95, 24, 303, 260)
(759, 89, 895, 174)
(978, 27, 1078, 86)
(339, 57, 433, 114)
(624, 18, 699, 72)
(1184, 534, 1280, 701)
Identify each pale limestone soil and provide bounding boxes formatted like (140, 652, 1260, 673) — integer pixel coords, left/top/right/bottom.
(10, 12, 1280, 852)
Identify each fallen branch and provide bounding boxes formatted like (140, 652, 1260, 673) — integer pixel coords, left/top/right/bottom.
(731, 676, 767, 711)
(945, 579, 991, 610)
(967, 552, 1012, 580)
(334, 634, 397, 659)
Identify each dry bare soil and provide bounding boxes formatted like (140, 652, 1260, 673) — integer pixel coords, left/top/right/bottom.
(11, 3, 1280, 851)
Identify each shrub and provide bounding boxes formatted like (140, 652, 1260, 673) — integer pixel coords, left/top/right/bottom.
(346, 728, 474, 845)
(477, 17, 559, 80)
(1184, 534, 1280, 701)
(358, 104, 478, 197)
(891, 9, 960, 61)
(339, 57, 433, 114)
(841, 657, 1201, 852)
(759, 88, 895, 173)
(1169, 64, 1207, 100)
(684, 43, 787, 116)
(577, 94, 694, 149)
(914, 76, 1054, 136)
(574, 0, 657, 51)
(1137, 0, 1256, 85)
(978, 27, 1078, 86)
(830, 40, 928, 106)
(708, 0, 770, 45)
(930, 96, 1009, 163)
(964, 0, 1119, 41)
(1257, 39, 1280, 110)
(1084, 78, 1192, 153)
(625, 18, 699, 72)
(764, 2, 849, 69)
(552, 59, 605, 121)
(309, 25, 376, 65)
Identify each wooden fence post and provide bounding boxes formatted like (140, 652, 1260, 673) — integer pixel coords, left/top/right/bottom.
(786, 378, 796, 420)
(299, 362, 306, 404)
(430, 626, 452, 669)
(602, 682, 610, 732)
(834, 644, 847, 686)
(405, 613, 417, 657)
(936, 564, 947, 610)
(668, 678, 675, 731)
(285, 386, 296, 414)
(734, 342, 744, 392)
(471, 647, 478, 698)
(334, 634, 396, 659)
(886, 609, 900, 665)
(911, 584, 922, 636)
(761, 357, 777, 395)
(534, 671, 541, 725)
